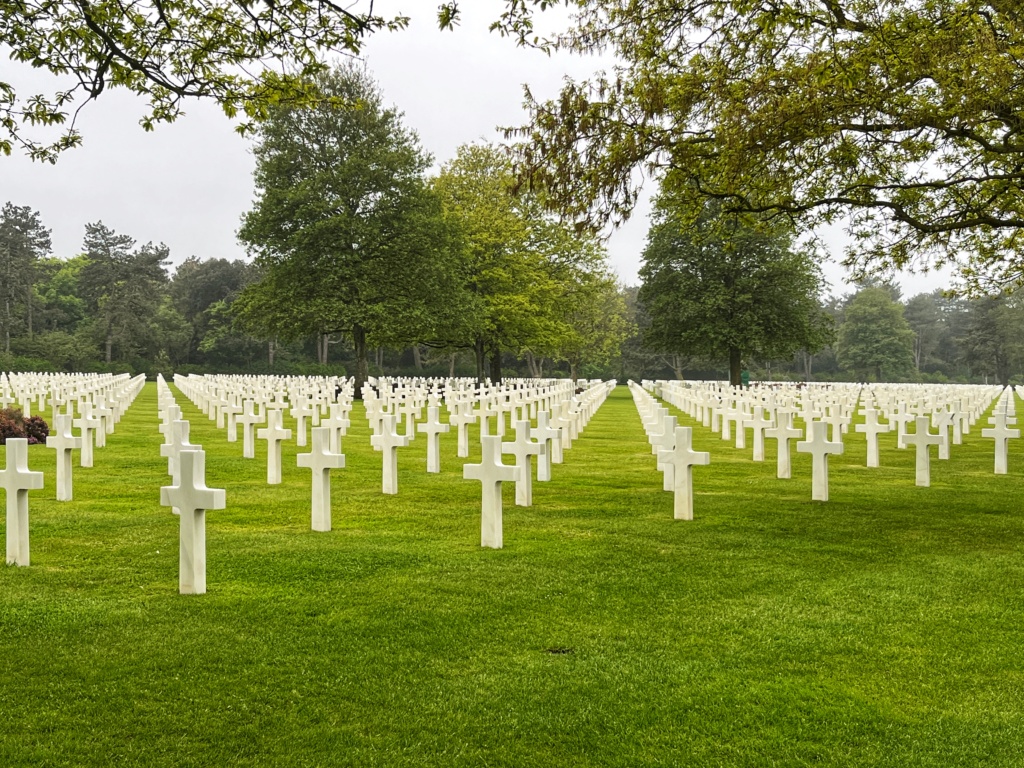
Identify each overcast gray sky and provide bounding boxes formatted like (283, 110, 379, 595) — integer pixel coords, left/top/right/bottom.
(1, 0, 950, 297)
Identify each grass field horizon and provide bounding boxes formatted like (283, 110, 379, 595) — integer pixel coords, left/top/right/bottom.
(2, 382, 1022, 766)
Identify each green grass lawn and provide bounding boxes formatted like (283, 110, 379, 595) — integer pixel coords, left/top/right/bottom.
(2, 382, 1023, 767)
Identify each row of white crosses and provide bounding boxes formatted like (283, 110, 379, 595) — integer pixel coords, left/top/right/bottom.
(465, 380, 617, 548)
(2, 371, 146, 567)
(173, 373, 354, 486)
(169, 372, 616, 551)
(156, 375, 226, 594)
(629, 382, 710, 519)
(648, 379, 1009, 500)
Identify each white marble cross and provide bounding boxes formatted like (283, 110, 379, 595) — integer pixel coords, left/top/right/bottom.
(748, 406, 773, 462)
(502, 420, 542, 506)
(659, 426, 710, 520)
(290, 399, 316, 447)
(981, 412, 1019, 475)
(159, 420, 198, 515)
(73, 404, 100, 468)
(370, 414, 410, 494)
(45, 413, 81, 501)
(890, 403, 915, 448)
(448, 405, 477, 459)
(900, 415, 945, 487)
(223, 399, 242, 443)
(236, 400, 263, 459)
(531, 412, 560, 482)
(464, 434, 518, 549)
(321, 403, 350, 454)
(854, 408, 890, 468)
(297, 426, 346, 532)
(94, 397, 113, 446)
(932, 409, 956, 460)
(417, 405, 450, 474)
(796, 420, 844, 501)
(650, 415, 677, 457)
(257, 408, 292, 485)
(160, 449, 226, 595)
(765, 413, 802, 479)
(2, 438, 45, 566)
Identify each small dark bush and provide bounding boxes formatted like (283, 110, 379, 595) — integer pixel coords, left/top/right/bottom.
(23, 415, 50, 445)
(0, 408, 27, 445)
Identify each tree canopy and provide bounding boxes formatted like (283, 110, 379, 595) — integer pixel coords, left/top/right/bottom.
(0, 0, 414, 160)
(638, 192, 832, 385)
(485, 1, 1024, 292)
(235, 63, 464, 393)
(836, 287, 916, 382)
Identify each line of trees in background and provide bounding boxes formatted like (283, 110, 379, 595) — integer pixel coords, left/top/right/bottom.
(5, 61, 1024, 388)
(3, 192, 1022, 387)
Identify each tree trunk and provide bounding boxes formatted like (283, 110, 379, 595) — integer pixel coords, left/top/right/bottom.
(268, 339, 276, 368)
(412, 344, 423, 370)
(490, 347, 503, 384)
(526, 351, 540, 378)
(729, 346, 741, 387)
(802, 351, 813, 381)
(876, 364, 882, 382)
(569, 359, 578, 383)
(449, 352, 456, 378)
(316, 334, 324, 365)
(913, 333, 922, 370)
(672, 353, 684, 380)
(105, 332, 113, 364)
(3, 296, 9, 355)
(353, 325, 369, 398)
(474, 337, 486, 383)
(25, 285, 32, 340)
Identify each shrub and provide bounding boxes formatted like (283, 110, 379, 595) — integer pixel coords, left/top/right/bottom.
(0, 408, 27, 445)
(23, 415, 50, 445)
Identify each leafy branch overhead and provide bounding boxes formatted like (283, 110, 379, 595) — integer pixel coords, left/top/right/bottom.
(492, 1, 1024, 291)
(0, 0, 409, 160)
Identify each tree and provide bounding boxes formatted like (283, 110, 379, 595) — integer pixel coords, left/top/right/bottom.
(236, 63, 464, 393)
(79, 222, 170, 363)
(0, 203, 51, 354)
(170, 257, 253, 364)
(479, 1, 1024, 291)
(432, 143, 606, 382)
(958, 294, 1024, 386)
(638, 193, 831, 386)
(904, 292, 945, 373)
(1, 1, 412, 161)
(835, 288, 916, 382)
(552, 268, 629, 382)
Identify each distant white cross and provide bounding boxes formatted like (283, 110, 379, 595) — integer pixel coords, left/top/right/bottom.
(417, 405, 450, 474)
(981, 411, 1019, 475)
(464, 434, 518, 549)
(900, 415, 945, 487)
(502, 420, 542, 506)
(748, 406, 774, 462)
(659, 426, 710, 521)
(854, 408, 890, 468)
(796, 420, 844, 501)
(73, 404, 100, 468)
(257, 408, 292, 484)
(448, 405, 477, 459)
(370, 414, 410, 494)
(160, 449, 226, 595)
(236, 400, 264, 459)
(46, 413, 81, 501)
(297, 426, 346, 532)
(765, 412, 802, 479)
(531, 412, 561, 481)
